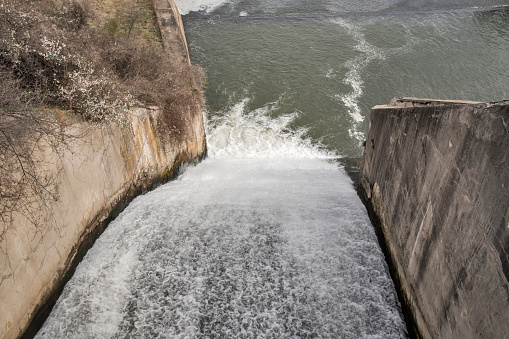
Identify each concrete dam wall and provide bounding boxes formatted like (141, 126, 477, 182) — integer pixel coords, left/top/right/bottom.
(1, 107, 206, 339)
(359, 98, 509, 338)
(0, 1, 206, 338)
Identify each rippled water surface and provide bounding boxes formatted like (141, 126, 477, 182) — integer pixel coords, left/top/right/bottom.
(185, 5, 509, 156)
(37, 0, 509, 337)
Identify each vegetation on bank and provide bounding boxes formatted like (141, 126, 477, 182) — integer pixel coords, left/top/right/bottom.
(0, 0, 205, 235)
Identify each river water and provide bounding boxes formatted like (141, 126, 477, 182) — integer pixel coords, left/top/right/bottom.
(37, 0, 509, 337)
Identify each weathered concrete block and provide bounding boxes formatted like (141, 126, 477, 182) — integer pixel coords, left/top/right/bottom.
(153, 0, 191, 64)
(359, 98, 509, 339)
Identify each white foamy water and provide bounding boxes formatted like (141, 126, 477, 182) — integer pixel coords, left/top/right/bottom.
(37, 104, 407, 338)
(174, 0, 230, 14)
(332, 17, 416, 145)
(206, 99, 335, 159)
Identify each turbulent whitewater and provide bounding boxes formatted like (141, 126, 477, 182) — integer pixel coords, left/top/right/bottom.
(36, 103, 407, 338)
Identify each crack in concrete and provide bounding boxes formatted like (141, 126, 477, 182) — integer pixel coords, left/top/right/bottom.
(409, 200, 432, 271)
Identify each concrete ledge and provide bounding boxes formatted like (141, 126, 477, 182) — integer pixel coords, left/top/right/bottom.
(373, 97, 486, 109)
(153, 0, 191, 64)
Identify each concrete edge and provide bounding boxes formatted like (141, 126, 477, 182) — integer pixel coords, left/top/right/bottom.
(373, 97, 487, 110)
(20, 148, 206, 338)
(356, 181, 424, 339)
(153, 0, 191, 64)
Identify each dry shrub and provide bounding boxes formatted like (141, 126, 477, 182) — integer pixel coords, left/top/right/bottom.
(0, 73, 67, 236)
(94, 12, 205, 140)
(0, 0, 206, 232)
(1, 0, 204, 123)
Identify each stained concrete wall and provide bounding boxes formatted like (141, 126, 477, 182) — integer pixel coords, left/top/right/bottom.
(359, 98, 509, 338)
(0, 106, 206, 339)
(0, 3, 206, 338)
